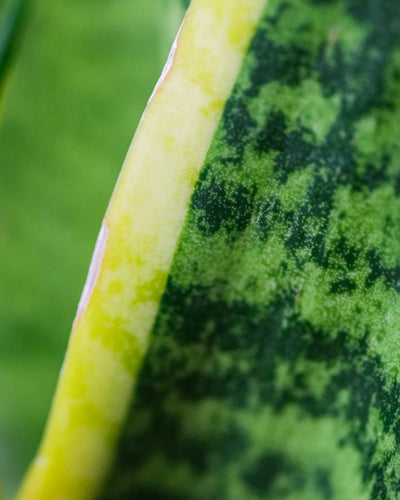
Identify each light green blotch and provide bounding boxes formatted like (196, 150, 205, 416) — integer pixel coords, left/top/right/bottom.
(299, 260, 374, 336)
(354, 114, 383, 158)
(237, 405, 370, 500)
(246, 78, 340, 144)
(205, 141, 278, 193)
(275, 358, 339, 404)
(369, 296, 400, 382)
(299, 260, 400, 382)
(221, 237, 299, 307)
(355, 109, 400, 171)
(362, 407, 400, 497)
(334, 185, 400, 268)
(354, 47, 400, 174)
(248, 152, 314, 215)
(241, 148, 279, 192)
(382, 46, 400, 109)
(365, 407, 395, 463)
(262, 0, 365, 59)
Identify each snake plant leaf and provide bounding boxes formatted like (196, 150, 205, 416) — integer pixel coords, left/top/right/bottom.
(16, 0, 400, 499)
(0, 0, 26, 104)
(160, 0, 188, 67)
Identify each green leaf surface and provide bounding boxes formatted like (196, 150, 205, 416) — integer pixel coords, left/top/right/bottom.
(0, 1, 166, 498)
(100, 1, 400, 499)
(0, 0, 25, 101)
(10, 0, 400, 499)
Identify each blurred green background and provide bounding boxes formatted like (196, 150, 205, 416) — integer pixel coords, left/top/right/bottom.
(0, 0, 179, 497)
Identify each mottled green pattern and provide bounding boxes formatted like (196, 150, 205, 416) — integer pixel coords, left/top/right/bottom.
(102, 0, 400, 498)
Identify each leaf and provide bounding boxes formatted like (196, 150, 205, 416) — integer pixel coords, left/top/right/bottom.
(159, 0, 188, 67)
(0, 0, 26, 104)
(16, 0, 400, 499)
(16, 1, 265, 498)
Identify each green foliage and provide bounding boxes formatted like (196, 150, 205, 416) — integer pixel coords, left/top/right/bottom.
(0, 1, 165, 498)
(0, 0, 26, 100)
(4, 0, 400, 498)
(101, 0, 400, 498)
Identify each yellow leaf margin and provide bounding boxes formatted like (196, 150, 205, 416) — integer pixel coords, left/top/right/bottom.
(16, 1, 267, 499)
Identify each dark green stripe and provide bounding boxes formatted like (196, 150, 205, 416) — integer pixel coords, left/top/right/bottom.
(101, 1, 400, 498)
(0, 0, 26, 91)
(180, 0, 190, 9)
